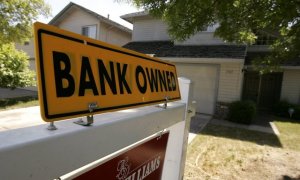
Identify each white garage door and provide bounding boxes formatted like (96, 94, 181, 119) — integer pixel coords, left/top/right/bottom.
(176, 63, 219, 114)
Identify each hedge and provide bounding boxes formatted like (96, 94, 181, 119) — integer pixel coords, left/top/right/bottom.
(227, 101, 257, 125)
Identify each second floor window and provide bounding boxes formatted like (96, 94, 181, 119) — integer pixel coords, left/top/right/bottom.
(82, 25, 97, 39)
(254, 31, 277, 45)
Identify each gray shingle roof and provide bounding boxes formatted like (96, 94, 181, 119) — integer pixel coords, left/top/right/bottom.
(123, 41, 246, 59)
(123, 41, 173, 55)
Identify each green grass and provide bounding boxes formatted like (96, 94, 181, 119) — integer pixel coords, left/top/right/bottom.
(274, 118, 300, 151)
(0, 96, 39, 111)
(205, 124, 281, 146)
(184, 123, 300, 179)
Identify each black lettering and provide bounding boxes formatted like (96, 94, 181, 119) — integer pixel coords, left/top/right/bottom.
(117, 63, 132, 94)
(78, 56, 99, 96)
(53, 51, 75, 97)
(170, 72, 176, 91)
(97, 60, 117, 95)
(135, 65, 147, 94)
(166, 71, 172, 91)
(146, 68, 159, 92)
(158, 70, 167, 92)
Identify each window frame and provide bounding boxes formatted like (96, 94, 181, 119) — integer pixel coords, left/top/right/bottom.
(81, 24, 98, 39)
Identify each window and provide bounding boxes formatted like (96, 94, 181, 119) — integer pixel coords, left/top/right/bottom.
(254, 31, 277, 45)
(24, 41, 29, 45)
(82, 25, 97, 39)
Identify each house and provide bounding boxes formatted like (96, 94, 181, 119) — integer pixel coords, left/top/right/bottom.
(16, 2, 132, 74)
(121, 11, 300, 116)
(11, 2, 132, 95)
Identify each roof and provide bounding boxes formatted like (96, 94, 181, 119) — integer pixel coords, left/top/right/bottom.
(121, 11, 149, 23)
(123, 41, 247, 59)
(49, 2, 132, 34)
(123, 41, 173, 55)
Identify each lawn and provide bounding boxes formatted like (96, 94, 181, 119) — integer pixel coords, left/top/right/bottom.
(0, 96, 39, 111)
(274, 118, 300, 151)
(184, 122, 300, 180)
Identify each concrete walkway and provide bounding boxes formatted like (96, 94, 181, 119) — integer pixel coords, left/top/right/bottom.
(188, 114, 211, 144)
(187, 114, 281, 144)
(0, 106, 45, 132)
(210, 118, 280, 135)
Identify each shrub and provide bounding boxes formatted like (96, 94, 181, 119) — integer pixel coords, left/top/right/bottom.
(273, 101, 300, 120)
(227, 101, 256, 125)
(0, 43, 35, 88)
(293, 106, 300, 120)
(272, 100, 293, 117)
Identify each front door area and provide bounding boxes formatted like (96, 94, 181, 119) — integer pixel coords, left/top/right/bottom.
(242, 71, 283, 108)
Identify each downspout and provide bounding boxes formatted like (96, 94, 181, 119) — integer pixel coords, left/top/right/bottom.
(105, 25, 114, 42)
(256, 72, 263, 106)
(240, 44, 248, 100)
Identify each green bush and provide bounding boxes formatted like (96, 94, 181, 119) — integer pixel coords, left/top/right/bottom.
(272, 100, 293, 117)
(293, 106, 300, 120)
(227, 101, 257, 125)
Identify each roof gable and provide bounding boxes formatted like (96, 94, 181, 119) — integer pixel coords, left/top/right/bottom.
(49, 2, 132, 34)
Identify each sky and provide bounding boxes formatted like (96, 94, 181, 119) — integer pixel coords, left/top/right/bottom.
(38, 0, 141, 29)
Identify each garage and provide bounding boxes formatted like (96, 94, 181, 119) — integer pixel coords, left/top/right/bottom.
(175, 63, 219, 115)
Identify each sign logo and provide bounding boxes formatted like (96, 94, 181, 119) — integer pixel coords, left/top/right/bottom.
(116, 157, 130, 180)
(34, 22, 181, 122)
(72, 132, 169, 180)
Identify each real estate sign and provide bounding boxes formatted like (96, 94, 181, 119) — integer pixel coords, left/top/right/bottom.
(34, 22, 180, 121)
(69, 132, 169, 180)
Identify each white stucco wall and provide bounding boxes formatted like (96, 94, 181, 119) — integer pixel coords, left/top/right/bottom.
(281, 69, 300, 104)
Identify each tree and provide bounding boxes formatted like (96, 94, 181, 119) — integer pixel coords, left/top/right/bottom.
(0, 0, 50, 88)
(130, 0, 300, 72)
(0, 0, 50, 44)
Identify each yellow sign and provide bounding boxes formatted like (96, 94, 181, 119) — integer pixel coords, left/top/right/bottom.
(34, 22, 181, 122)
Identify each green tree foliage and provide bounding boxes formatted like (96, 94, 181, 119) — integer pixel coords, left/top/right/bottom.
(130, 0, 300, 70)
(0, 0, 49, 88)
(0, 43, 35, 88)
(0, 0, 50, 43)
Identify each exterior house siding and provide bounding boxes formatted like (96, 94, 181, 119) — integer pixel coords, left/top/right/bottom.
(15, 39, 35, 59)
(281, 69, 300, 104)
(175, 32, 226, 45)
(218, 63, 244, 102)
(122, 11, 300, 115)
(56, 8, 100, 39)
(132, 18, 170, 41)
(163, 58, 244, 114)
(100, 23, 131, 46)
